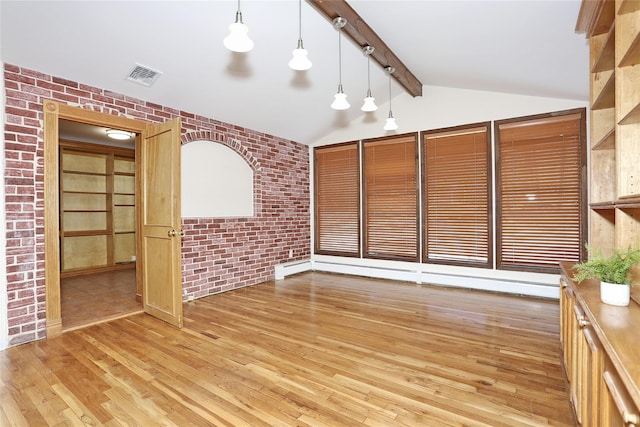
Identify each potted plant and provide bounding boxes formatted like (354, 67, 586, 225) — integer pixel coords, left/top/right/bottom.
(572, 247, 640, 306)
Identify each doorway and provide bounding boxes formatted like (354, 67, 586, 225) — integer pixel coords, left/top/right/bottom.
(44, 101, 184, 337)
(58, 120, 142, 331)
(44, 102, 139, 337)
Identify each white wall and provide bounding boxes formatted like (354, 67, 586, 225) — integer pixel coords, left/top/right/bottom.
(314, 84, 588, 147)
(307, 85, 589, 297)
(1, 58, 7, 351)
(181, 140, 254, 218)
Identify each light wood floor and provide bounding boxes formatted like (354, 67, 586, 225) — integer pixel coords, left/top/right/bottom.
(61, 269, 142, 331)
(1, 272, 573, 426)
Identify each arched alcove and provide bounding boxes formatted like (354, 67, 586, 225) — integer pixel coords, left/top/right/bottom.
(181, 140, 254, 217)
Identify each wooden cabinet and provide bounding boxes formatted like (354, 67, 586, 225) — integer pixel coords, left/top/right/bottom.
(560, 262, 640, 426)
(59, 141, 135, 276)
(578, 0, 640, 257)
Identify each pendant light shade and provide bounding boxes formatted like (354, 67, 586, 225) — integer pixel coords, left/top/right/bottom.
(331, 17, 350, 110)
(331, 85, 350, 110)
(384, 111, 398, 131)
(362, 94, 377, 112)
(224, 0, 254, 53)
(289, 42, 312, 71)
(289, 0, 312, 70)
(361, 46, 378, 112)
(383, 66, 398, 130)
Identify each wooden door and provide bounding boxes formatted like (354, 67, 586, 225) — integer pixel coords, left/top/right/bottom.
(139, 118, 183, 327)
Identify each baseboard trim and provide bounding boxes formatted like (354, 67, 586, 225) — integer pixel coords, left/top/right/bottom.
(274, 259, 559, 299)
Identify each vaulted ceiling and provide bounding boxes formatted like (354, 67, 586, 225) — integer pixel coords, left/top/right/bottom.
(1, 0, 589, 145)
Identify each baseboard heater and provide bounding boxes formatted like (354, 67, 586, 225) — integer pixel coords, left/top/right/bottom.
(274, 259, 560, 299)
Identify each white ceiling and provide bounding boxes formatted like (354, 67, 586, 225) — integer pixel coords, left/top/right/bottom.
(1, 0, 589, 145)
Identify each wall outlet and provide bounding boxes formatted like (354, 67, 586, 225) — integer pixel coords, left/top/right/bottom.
(289, 249, 294, 258)
(131, 255, 136, 262)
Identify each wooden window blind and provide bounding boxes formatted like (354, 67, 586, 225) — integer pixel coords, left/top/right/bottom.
(423, 123, 492, 267)
(314, 143, 360, 256)
(496, 110, 586, 272)
(363, 134, 418, 261)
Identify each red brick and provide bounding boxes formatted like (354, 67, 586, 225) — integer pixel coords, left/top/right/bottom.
(3, 63, 311, 347)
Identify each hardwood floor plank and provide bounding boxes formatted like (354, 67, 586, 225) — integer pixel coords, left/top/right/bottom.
(1, 272, 573, 426)
(0, 382, 30, 427)
(51, 383, 104, 426)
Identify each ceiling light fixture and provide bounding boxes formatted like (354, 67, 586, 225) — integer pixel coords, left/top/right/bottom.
(330, 17, 349, 110)
(383, 66, 398, 131)
(223, 0, 254, 53)
(361, 45, 378, 112)
(288, 0, 312, 71)
(106, 129, 134, 140)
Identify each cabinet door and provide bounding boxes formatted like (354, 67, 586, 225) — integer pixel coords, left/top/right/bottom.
(601, 370, 640, 426)
(582, 328, 603, 427)
(571, 303, 586, 423)
(559, 278, 573, 375)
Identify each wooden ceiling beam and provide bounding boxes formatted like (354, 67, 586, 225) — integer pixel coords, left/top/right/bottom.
(307, 0, 423, 97)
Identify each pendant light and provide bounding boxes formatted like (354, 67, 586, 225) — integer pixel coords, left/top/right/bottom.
(223, 0, 254, 53)
(383, 66, 398, 131)
(330, 17, 350, 110)
(361, 46, 378, 112)
(288, 0, 312, 70)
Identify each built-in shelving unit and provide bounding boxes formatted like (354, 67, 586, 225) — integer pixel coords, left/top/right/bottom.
(579, 0, 640, 257)
(572, 1, 640, 422)
(59, 141, 135, 277)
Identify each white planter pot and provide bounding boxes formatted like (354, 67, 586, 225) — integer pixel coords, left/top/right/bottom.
(600, 281, 631, 307)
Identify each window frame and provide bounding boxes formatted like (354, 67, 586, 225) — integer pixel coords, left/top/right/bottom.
(313, 141, 361, 257)
(362, 133, 420, 262)
(421, 122, 493, 268)
(494, 108, 587, 273)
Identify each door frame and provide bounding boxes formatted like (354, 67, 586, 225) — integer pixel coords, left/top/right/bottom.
(43, 100, 149, 338)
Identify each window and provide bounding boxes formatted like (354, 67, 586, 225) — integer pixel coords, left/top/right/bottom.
(423, 123, 492, 267)
(495, 109, 586, 272)
(363, 134, 418, 261)
(314, 143, 360, 256)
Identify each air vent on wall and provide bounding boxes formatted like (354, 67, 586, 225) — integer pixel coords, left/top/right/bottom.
(126, 64, 163, 87)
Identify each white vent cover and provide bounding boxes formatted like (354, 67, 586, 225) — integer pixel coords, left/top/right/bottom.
(126, 64, 162, 87)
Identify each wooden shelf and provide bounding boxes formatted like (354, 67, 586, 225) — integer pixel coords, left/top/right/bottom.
(591, 70, 615, 109)
(617, 5, 640, 67)
(63, 230, 111, 237)
(59, 142, 135, 274)
(591, 198, 640, 210)
(619, 0, 640, 15)
(61, 170, 109, 177)
(619, 103, 640, 124)
(63, 209, 110, 213)
(616, 196, 640, 209)
(62, 190, 109, 195)
(592, 127, 615, 149)
(592, 23, 616, 72)
(590, 201, 616, 210)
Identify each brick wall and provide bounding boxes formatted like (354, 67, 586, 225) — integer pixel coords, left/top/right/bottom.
(3, 63, 310, 346)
